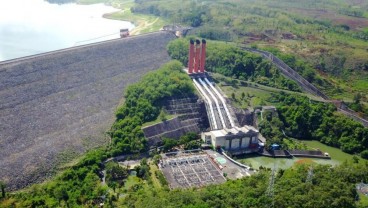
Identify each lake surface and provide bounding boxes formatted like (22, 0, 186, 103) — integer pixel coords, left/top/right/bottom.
(0, 0, 134, 61)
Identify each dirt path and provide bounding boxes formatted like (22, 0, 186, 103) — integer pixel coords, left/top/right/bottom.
(130, 17, 160, 35)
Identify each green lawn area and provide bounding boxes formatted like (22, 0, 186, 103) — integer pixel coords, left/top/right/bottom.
(302, 140, 366, 164)
(219, 83, 268, 108)
(212, 73, 324, 109)
(102, 0, 168, 34)
(353, 78, 368, 91)
(77, 0, 168, 34)
(149, 164, 162, 189)
(124, 175, 140, 189)
(118, 164, 162, 196)
(357, 193, 368, 207)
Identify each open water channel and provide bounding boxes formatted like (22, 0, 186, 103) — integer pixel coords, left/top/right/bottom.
(0, 0, 134, 61)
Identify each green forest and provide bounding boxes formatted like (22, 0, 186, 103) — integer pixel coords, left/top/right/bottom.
(259, 93, 368, 157)
(108, 60, 194, 156)
(120, 162, 368, 208)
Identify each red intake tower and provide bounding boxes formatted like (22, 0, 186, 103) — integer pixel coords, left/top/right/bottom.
(188, 40, 195, 74)
(194, 39, 201, 73)
(199, 39, 206, 73)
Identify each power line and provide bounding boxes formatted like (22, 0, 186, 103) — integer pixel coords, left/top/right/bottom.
(74, 32, 119, 46)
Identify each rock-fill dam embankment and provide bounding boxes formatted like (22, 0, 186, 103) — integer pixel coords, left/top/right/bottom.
(0, 31, 176, 190)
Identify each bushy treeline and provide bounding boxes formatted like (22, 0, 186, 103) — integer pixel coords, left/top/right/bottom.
(0, 149, 109, 207)
(167, 38, 301, 91)
(109, 60, 195, 156)
(121, 162, 368, 208)
(162, 132, 200, 152)
(263, 92, 368, 155)
(132, 0, 206, 27)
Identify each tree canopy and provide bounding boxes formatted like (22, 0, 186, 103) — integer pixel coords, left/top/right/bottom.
(109, 60, 195, 156)
(261, 92, 368, 155)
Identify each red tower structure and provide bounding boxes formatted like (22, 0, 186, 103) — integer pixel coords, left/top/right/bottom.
(194, 39, 201, 73)
(188, 39, 195, 74)
(199, 39, 206, 73)
(187, 39, 207, 74)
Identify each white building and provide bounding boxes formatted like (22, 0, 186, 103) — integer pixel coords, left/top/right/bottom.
(202, 126, 260, 154)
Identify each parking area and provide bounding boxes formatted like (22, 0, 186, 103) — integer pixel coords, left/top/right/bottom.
(159, 153, 226, 189)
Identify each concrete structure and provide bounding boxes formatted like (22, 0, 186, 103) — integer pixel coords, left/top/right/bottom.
(262, 106, 277, 113)
(161, 25, 192, 37)
(142, 96, 209, 147)
(188, 40, 195, 74)
(194, 39, 201, 73)
(120, 29, 129, 38)
(159, 153, 225, 189)
(199, 39, 206, 73)
(185, 39, 261, 154)
(187, 39, 206, 74)
(202, 126, 259, 153)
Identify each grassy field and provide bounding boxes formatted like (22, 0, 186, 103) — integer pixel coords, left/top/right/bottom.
(301, 140, 365, 164)
(238, 154, 340, 170)
(212, 73, 323, 109)
(149, 164, 163, 189)
(76, 0, 168, 34)
(357, 193, 368, 208)
(121, 175, 141, 191)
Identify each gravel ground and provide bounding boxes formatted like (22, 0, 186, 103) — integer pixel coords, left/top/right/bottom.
(0, 31, 176, 190)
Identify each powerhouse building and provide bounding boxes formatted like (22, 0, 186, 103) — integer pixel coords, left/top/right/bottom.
(202, 126, 259, 153)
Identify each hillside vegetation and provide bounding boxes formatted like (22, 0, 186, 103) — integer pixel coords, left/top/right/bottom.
(168, 38, 301, 92)
(259, 93, 368, 155)
(108, 60, 195, 156)
(132, 0, 368, 104)
(120, 162, 368, 208)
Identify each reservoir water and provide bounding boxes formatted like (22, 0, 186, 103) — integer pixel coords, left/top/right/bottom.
(0, 0, 134, 61)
